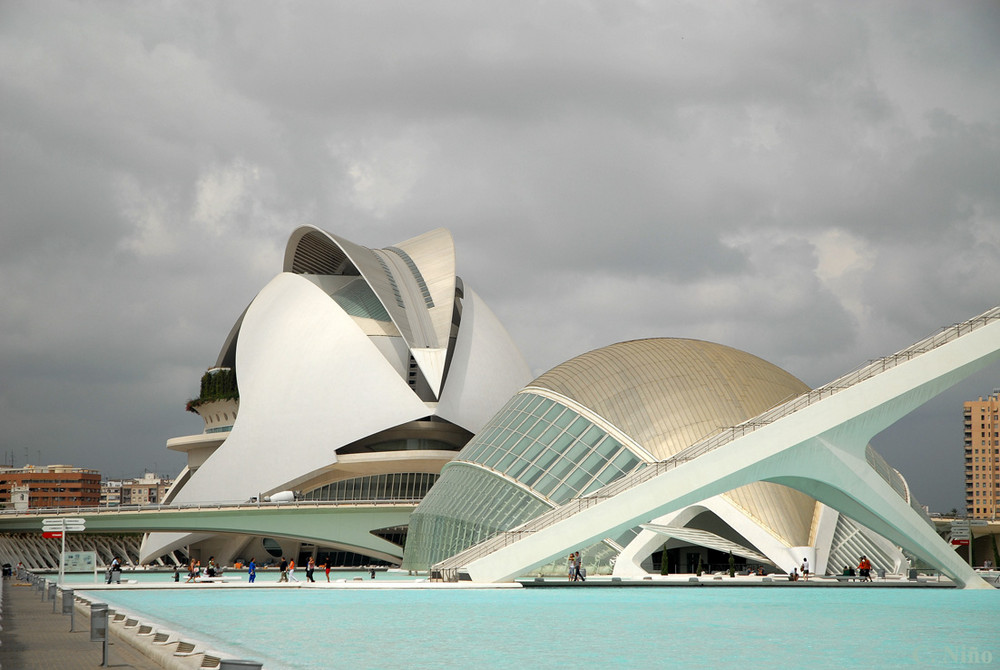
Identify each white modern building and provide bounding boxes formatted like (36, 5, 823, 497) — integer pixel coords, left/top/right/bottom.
(140, 226, 532, 565)
(425, 307, 1000, 588)
(403, 338, 908, 577)
(130, 222, 999, 587)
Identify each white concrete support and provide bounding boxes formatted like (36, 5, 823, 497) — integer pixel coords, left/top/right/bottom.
(460, 316, 1000, 587)
(612, 497, 813, 577)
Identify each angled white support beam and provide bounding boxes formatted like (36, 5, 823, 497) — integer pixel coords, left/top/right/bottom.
(460, 315, 1000, 587)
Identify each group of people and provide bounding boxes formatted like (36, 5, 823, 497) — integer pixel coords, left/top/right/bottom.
(275, 556, 339, 582)
(567, 551, 585, 581)
(181, 556, 223, 582)
(841, 556, 874, 581)
(788, 557, 811, 581)
(174, 555, 378, 584)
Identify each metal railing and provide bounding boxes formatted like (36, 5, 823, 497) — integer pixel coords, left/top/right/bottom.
(433, 306, 1000, 578)
(0, 497, 423, 517)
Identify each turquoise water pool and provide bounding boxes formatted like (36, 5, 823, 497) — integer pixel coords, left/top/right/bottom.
(93, 587, 998, 669)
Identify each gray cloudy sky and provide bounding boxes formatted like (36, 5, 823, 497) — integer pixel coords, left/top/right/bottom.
(1, 1, 998, 512)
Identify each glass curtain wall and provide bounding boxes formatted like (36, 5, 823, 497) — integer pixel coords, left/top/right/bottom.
(302, 473, 439, 502)
(402, 391, 646, 571)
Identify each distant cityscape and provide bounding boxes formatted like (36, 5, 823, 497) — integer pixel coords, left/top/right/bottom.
(0, 465, 173, 511)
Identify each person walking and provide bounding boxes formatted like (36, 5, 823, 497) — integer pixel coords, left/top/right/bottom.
(288, 558, 299, 582)
(858, 556, 871, 582)
(325, 557, 331, 582)
(248, 557, 256, 584)
(306, 557, 315, 582)
(573, 551, 585, 582)
(278, 557, 288, 583)
(567, 553, 575, 581)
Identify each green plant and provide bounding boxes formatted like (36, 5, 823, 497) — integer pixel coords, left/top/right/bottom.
(696, 556, 703, 577)
(186, 368, 240, 413)
(992, 533, 999, 569)
(728, 551, 735, 578)
(660, 543, 669, 575)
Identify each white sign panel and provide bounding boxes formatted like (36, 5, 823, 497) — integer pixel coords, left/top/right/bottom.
(62, 551, 97, 573)
(42, 518, 86, 532)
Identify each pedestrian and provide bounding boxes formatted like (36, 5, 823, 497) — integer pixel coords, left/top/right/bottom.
(325, 557, 331, 582)
(278, 557, 288, 583)
(306, 557, 315, 582)
(369, 567, 375, 579)
(567, 552, 575, 582)
(248, 557, 256, 584)
(288, 558, 299, 582)
(573, 551, 585, 582)
(858, 556, 871, 582)
(111, 556, 122, 584)
(801, 557, 810, 581)
(185, 559, 196, 583)
(173, 566, 180, 582)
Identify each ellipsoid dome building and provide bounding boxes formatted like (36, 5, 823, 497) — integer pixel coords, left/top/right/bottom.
(403, 338, 909, 576)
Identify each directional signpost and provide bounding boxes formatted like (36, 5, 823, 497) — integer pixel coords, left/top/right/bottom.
(949, 519, 993, 566)
(42, 518, 86, 585)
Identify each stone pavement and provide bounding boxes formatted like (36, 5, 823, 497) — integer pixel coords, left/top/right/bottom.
(0, 577, 165, 670)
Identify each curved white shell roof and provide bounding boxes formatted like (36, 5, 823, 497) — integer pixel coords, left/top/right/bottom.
(143, 226, 531, 562)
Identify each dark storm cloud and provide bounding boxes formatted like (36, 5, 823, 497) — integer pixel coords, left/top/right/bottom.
(1, 1, 998, 511)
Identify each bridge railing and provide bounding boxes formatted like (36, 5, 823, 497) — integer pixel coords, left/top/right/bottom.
(432, 305, 1000, 578)
(0, 497, 423, 517)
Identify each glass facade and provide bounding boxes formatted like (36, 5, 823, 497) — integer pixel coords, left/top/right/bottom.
(460, 392, 642, 504)
(401, 464, 552, 570)
(401, 391, 646, 570)
(302, 473, 438, 502)
(330, 278, 392, 321)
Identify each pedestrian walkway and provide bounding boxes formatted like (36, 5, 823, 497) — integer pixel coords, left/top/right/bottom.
(0, 577, 165, 670)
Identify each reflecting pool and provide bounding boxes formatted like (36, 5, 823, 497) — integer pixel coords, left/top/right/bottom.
(92, 587, 998, 669)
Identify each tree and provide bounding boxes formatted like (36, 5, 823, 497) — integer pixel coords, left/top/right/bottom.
(660, 543, 669, 575)
(696, 556, 703, 577)
(728, 551, 735, 578)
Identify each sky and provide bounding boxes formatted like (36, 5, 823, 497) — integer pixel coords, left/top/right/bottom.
(1, 1, 998, 512)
